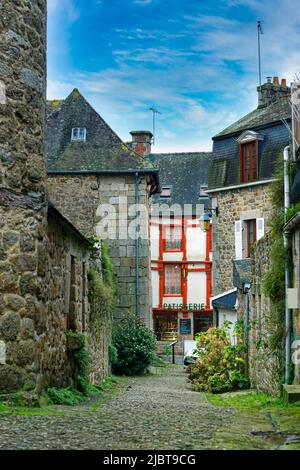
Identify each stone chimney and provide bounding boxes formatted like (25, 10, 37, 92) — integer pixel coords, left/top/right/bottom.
(257, 76, 290, 107)
(130, 131, 153, 157)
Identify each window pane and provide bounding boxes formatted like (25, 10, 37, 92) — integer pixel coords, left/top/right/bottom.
(165, 265, 181, 294)
(165, 226, 182, 250)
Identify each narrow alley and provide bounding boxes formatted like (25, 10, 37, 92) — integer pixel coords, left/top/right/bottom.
(1, 366, 298, 450)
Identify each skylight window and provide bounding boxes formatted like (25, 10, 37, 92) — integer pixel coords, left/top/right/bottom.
(199, 184, 209, 198)
(71, 127, 86, 142)
(160, 186, 172, 199)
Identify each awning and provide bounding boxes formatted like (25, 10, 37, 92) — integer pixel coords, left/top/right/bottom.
(211, 288, 237, 310)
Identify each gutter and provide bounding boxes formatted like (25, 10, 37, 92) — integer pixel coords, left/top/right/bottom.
(135, 172, 142, 317)
(284, 211, 300, 232)
(206, 178, 275, 194)
(47, 168, 160, 195)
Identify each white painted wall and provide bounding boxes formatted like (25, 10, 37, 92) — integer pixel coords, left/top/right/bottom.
(163, 252, 183, 262)
(151, 270, 160, 308)
(187, 271, 206, 305)
(218, 309, 238, 344)
(150, 224, 159, 260)
(186, 225, 206, 260)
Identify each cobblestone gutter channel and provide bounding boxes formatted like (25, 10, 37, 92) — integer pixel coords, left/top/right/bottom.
(0, 366, 298, 450)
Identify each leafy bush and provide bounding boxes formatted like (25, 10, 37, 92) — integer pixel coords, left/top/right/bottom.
(108, 343, 118, 366)
(112, 314, 156, 376)
(47, 387, 84, 406)
(187, 322, 249, 394)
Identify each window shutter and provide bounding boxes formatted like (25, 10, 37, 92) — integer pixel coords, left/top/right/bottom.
(256, 218, 264, 240)
(235, 220, 243, 260)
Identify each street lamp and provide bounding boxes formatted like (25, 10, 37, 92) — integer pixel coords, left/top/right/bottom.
(199, 207, 219, 232)
(199, 213, 211, 232)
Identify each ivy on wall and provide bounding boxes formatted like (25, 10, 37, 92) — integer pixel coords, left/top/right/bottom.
(259, 152, 293, 382)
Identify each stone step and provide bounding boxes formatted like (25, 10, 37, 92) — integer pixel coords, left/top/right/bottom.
(282, 384, 300, 404)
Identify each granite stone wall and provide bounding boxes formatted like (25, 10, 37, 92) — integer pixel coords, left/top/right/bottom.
(0, 0, 47, 394)
(290, 227, 300, 384)
(47, 173, 153, 328)
(36, 211, 91, 391)
(249, 234, 282, 394)
(0, 2, 111, 397)
(211, 183, 273, 296)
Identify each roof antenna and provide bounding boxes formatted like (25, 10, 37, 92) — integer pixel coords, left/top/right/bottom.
(149, 107, 162, 145)
(257, 20, 263, 87)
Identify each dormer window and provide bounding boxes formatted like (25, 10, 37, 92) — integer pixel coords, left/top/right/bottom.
(160, 186, 172, 199)
(199, 184, 209, 198)
(237, 131, 263, 183)
(71, 127, 86, 142)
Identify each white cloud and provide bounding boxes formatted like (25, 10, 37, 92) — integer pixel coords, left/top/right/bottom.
(133, 0, 154, 5)
(48, 0, 80, 23)
(47, 0, 300, 152)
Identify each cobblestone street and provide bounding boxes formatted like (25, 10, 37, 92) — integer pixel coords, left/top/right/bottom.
(1, 366, 294, 450)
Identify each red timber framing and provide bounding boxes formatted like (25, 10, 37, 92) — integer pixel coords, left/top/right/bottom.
(151, 216, 212, 313)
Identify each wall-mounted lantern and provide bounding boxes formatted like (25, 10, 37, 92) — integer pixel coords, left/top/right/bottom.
(199, 207, 219, 232)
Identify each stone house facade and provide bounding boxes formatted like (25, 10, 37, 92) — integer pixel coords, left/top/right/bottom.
(207, 77, 291, 392)
(0, 1, 112, 399)
(46, 90, 159, 328)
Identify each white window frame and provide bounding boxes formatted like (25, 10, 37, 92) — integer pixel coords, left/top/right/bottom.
(160, 186, 172, 199)
(71, 127, 87, 142)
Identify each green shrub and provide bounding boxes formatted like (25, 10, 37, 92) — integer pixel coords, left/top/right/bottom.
(47, 387, 84, 406)
(73, 343, 89, 395)
(112, 314, 156, 376)
(108, 343, 118, 366)
(187, 322, 249, 394)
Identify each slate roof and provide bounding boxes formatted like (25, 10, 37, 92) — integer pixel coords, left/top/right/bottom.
(211, 289, 237, 310)
(150, 152, 212, 210)
(214, 95, 291, 139)
(46, 89, 156, 174)
(208, 95, 291, 190)
(232, 259, 252, 290)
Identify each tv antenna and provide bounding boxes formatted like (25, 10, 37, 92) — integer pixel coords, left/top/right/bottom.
(257, 20, 263, 87)
(149, 107, 162, 145)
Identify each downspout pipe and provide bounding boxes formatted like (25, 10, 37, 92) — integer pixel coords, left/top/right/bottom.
(135, 172, 141, 317)
(283, 145, 292, 384)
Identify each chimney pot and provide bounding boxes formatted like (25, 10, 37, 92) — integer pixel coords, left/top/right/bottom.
(281, 78, 287, 87)
(273, 76, 279, 86)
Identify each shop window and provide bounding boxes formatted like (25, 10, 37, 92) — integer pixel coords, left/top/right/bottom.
(165, 264, 181, 295)
(164, 226, 182, 251)
(154, 313, 178, 341)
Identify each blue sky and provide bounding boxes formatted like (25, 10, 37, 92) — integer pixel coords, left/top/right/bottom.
(47, 0, 300, 152)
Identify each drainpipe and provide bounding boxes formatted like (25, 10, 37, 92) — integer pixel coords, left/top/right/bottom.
(283, 145, 292, 384)
(135, 172, 141, 316)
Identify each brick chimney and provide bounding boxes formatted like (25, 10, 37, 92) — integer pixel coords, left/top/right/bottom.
(257, 76, 290, 107)
(130, 131, 153, 157)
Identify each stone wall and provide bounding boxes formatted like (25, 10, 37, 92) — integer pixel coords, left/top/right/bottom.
(290, 226, 300, 384)
(47, 173, 153, 327)
(36, 209, 91, 391)
(0, 0, 47, 394)
(249, 234, 282, 394)
(211, 183, 273, 296)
